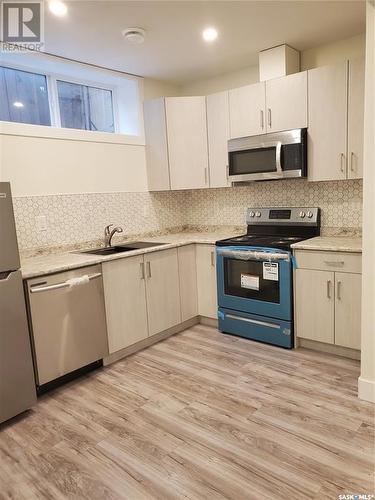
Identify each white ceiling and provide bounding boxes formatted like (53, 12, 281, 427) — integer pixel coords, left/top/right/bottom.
(44, 1, 366, 84)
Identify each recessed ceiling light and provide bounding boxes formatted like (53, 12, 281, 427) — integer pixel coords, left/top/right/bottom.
(49, 0, 68, 17)
(202, 27, 218, 42)
(13, 101, 24, 108)
(122, 28, 146, 45)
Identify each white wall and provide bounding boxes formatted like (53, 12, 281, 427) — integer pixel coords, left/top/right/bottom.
(179, 34, 365, 96)
(0, 133, 147, 196)
(359, 1, 375, 403)
(301, 33, 365, 70)
(144, 77, 181, 99)
(180, 65, 259, 95)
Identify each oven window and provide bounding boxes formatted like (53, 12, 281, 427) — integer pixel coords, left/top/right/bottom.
(229, 146, 276, 175)
(224, 258, 280, 303)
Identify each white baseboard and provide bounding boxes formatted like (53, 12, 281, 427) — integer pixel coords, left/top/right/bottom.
(358, 376, 375, 403)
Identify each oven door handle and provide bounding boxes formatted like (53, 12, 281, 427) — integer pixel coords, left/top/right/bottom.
(225, 313, 281, 330)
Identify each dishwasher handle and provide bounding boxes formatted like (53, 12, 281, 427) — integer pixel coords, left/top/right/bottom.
(30, 272, 102, 293)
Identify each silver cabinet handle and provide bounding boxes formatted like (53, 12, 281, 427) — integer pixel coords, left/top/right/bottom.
(340, 153, 346, 174)
(350, 151, 355, 172)
(140, 262, 145, 280)
(326, 280, 332, 299)
(204, 167, 208, 186)
(210, 251, 215, 267)
(267, 108, 272, 128)
(146, 261, 152, 278)
(260, 110, 264, 130)
(30, 272, 101, 293)
(337, 280, 342, 300)
(324, 260, 345, 266)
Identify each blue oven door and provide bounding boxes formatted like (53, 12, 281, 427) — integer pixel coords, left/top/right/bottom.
(216, 246, 292, 321)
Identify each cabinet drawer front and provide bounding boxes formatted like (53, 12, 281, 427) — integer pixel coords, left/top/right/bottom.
(294, 250, 361, 274)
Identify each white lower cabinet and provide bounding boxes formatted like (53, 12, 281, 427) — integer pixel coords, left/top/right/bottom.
(294, 250, 362, 350)
(145, 248, 182, 336)
(103, 248, 181, 353)
(178, 245, 198, 321)
(196, 244, 218, 319)
(103, 255, 148, 353)
(295, 269, 335, 344)
(335, 272, 362, 350)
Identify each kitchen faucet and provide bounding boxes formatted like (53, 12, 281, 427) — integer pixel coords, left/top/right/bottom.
(104, 224, 123, 247)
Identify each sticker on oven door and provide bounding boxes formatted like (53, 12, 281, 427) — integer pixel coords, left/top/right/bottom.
(241, 273, 259, 290)
(263, 262, 279, 281)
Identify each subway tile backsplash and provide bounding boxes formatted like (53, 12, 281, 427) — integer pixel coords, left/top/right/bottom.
(14, 179, 362, 251)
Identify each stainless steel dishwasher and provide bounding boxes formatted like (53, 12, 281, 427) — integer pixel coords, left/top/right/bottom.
(26, 265, 109, 387)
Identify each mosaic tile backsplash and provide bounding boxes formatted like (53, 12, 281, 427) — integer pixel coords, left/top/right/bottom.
(14, 178, 362, 252)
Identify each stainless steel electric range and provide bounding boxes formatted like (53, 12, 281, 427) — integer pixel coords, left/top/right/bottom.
(215, 207, 321, 348)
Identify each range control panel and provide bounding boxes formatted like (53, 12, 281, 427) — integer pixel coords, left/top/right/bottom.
(246, 207, 320, 225)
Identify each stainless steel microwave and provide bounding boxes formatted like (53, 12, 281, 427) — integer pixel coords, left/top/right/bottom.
(228, 128, 307, 183)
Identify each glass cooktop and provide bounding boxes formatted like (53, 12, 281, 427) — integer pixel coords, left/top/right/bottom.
(215, 234, 306, 251)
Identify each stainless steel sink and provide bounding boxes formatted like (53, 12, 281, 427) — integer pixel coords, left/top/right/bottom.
(78, 241, 166, 256)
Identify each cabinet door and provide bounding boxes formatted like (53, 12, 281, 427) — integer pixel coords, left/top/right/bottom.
(206, 91, 230, 188)
(145, 248, 181, 336)
(165, 97, 209, 190)
(335, 272, 361, 349)
(265, 71, 307, 133)
(348, 58, 365, 179)
(144, 98, 171, 191)
(229, 82, 266, 139)
(102, 256, 148, 353)
(196, 244, 217, 319)
(295, 269, 335, 344)
(178, 245, 198, 321)
(308, 61, 348, 181)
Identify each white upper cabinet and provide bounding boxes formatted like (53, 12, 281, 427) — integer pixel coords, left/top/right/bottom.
(347, 57, 365, 179)
(265, 71, 308, 133)
(144, 96, 209, 191)
(206, 91, 230, 188)
(144, 98, 170, 191)
(308, 61, 348, 181)
(229, 82, 266, 139)
(165, 97, 209, 190)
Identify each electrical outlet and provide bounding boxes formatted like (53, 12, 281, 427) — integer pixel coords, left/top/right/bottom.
(35, 215, 47, 231)
(143, 206, 149, 217)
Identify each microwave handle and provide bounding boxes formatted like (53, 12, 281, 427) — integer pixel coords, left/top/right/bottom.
(275, 141, 282, 173)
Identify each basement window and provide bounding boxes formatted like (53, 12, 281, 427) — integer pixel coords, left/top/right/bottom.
(0, 66, 51, 126)
(0, 52, 143, 142)
(57, 80, 115, 133)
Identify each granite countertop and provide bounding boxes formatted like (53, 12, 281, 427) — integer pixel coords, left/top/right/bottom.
(20, 229, 244, 279)
(291, 236, 362, 253)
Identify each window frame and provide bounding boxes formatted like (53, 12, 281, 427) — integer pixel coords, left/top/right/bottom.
(0, 62, 52, 127)
(51, 73, 120, 133)
(0, 61, 143, 144)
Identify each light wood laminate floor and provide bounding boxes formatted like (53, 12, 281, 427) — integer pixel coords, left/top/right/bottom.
(1, 325, 374, 500)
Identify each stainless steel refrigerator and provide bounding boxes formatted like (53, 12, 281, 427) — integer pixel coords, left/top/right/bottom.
(0, 182, 36, 424)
